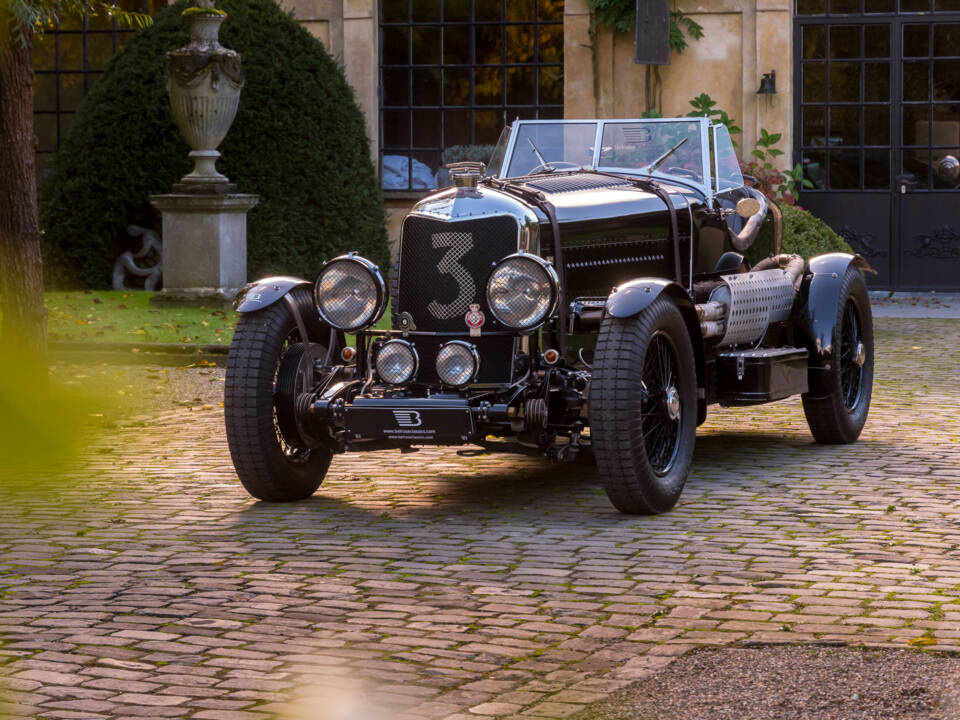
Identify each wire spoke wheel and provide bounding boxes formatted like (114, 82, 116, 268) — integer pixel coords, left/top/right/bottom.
(640, 333, 682, 475)
(838, 300, 864, 411)
(271, 330, 313, 465)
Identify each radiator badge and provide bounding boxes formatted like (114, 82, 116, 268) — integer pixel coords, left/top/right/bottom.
(465, 304, 485, 337)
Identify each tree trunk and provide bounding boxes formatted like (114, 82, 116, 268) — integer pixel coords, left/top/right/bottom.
(0, 12, 47, 357)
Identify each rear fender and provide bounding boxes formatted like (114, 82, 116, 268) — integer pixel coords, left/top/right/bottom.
(797, 253, 873, 358)
(233, 276, 312, 312)
(604, 278, 705, 414)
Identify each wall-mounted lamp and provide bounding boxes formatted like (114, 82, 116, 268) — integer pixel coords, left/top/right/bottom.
(757, 69, 777, 95)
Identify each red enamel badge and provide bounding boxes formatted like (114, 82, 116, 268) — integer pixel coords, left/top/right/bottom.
(465, 304, 485, 337)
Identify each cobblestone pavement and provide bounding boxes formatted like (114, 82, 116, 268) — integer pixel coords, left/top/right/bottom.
(1, 318, 958, 720)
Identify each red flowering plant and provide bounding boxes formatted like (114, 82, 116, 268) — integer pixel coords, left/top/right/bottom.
(740, 128, 813, 206)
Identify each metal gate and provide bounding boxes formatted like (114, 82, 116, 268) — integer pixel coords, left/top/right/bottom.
(794, 1, 960, 290)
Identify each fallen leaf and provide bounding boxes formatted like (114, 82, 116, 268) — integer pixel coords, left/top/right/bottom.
(908, 636, 936, 647)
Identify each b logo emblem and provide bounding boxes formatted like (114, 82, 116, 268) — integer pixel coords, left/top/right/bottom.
(393, 410, 422, 427)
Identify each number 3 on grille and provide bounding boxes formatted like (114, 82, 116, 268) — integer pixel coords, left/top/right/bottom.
(427, 232, 476, 320)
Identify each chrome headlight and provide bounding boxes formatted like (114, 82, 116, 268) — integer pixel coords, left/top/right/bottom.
(485, 253, 559, 330)
(375, 339, 418, 385)
(313, 254, 386, 331)
(436, 341, 480, 387)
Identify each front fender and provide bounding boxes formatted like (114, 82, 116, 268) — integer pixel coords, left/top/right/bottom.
(797, 253, 874, 360)
(233, 276, 312, 313)
(604, 278, 704, 411)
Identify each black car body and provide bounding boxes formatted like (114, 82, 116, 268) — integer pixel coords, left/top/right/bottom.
(226, 118, 875, 514)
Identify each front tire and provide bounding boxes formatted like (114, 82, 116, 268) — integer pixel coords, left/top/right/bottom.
(224, 289, 333, 501)
(802, 266, 874, 444)
(590, 297, 698, 515)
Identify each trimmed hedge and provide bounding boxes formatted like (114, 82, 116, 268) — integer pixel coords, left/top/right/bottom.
(40, 0, 387, 289)
(781, 203, 853, 259)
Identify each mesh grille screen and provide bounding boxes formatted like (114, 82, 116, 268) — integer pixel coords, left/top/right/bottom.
(523, 174, 633, 194)
(398, 215, 520, 383)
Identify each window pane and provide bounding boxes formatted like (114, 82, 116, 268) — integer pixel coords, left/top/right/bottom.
(87, 33, 116, 71)
(539, 66, 563, 105)
(412, 0, 440, 22)
(539, 24, 563, 63)
(412, 26, 440, 64)
(803, 25, 826, 59)
(903, 60, 929, 101)
(475, 25, 502, 64)
(35, 114, 58, 152)
(903, 149, 930, 188)
(864, 25, 889, 58)
(383, 110, 410, 147)
(935, 0, 960, 9)
(830, 26, 861, 58)
(60, 73, 85, 111)
(864, 106, 890, 145)
(540, 0, 563, 21)
(443, 25, 470, 64)
(901, 0, 931, 10)
(865, 0, 895, 10)
(829, 150, 860, 188)
(803, 150, 827, 189)
(803, 62, 827, 101)
(803, 106, 827, 146)
(33, 74, 57, 112)
(412, 109, 441, 147)
(829, 62, 860, 101)
(443, 67, 470, 105)
(474, 67, 503, 104)
(382, 0, 408, 23)
(32, 35, 56, 69)
(382, 153, 410, 190)
(412, 68, 441, 105)
(831, 106, 861, 146)
(797, 0, 826, 14)
(933, 61, 960, 101)
(506, 67, 535, 105)
(383, 68, 409, 106)
(444, 0, 469, 22)
(383, 27, 409, 65)
(475, 0, 502, 21)
(902, 105, 929, 145)
(474, 109, 501, 144)
(864, 62, 890, 101)
(58, 33, 84, 71)
(933, 24, 960, 56)
(411, 150, 441, 188)
(830, 0, 860, 11)
(864, 149, 890, 188)
(932, 103, 960, 129)
(506, 0, 535, 21)
(443, 110, 472, 146)
(506, 24, 534, 63)
(903, 25, 928, 57)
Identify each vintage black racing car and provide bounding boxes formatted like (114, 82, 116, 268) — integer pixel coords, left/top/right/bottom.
(225, 117, 874, 514)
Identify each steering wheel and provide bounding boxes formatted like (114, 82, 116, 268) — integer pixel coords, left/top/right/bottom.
(528, 160, 582, 175)
(665, 166, 701, 181)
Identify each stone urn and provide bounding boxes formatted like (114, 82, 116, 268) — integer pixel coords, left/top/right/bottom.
(166, 0, 244, 193)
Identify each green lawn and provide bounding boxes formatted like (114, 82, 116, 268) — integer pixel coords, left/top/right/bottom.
(44, 291, 236, 345)
(4, 291, 392, 346)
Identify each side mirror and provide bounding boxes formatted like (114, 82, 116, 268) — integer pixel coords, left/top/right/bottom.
(735, 197, 762, 218)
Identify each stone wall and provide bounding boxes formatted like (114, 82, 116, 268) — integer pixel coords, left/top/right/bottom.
(564, 0, 793, 168)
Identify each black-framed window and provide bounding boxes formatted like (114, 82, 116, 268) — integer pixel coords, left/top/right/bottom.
(32, 0, 167, 184)
(797, 0, 960, 13)
(379, 0, 564, 191)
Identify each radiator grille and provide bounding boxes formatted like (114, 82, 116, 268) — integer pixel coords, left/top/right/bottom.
(397, 215, 520, 384)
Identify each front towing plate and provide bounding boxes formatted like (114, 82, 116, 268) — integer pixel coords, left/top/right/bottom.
(345, 399, 475, 442)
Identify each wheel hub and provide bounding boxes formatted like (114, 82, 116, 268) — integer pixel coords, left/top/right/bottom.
(855, 341, 866, 367)
(665, 386, 681, 421)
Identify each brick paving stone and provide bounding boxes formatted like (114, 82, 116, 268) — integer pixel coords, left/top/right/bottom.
(2, 318, 959, 718)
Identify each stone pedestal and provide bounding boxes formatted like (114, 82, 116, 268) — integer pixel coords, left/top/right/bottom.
(149, 193, 258, 303)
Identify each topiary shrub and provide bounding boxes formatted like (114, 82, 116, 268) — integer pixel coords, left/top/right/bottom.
(781, 204, 853, 259)
(40, 0, 387, 289)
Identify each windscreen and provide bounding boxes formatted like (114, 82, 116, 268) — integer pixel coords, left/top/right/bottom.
(598, 120, 705, 184)
(506, 122, 598, 177)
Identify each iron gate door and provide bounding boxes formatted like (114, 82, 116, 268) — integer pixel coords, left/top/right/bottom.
(795, 2, 960, 290)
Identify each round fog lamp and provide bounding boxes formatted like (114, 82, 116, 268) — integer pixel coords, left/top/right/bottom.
(375, 339, 418, 385)
(486, 254, 559, 330)
(436, 341, 480, 387)
(314, 254, 386, 331)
